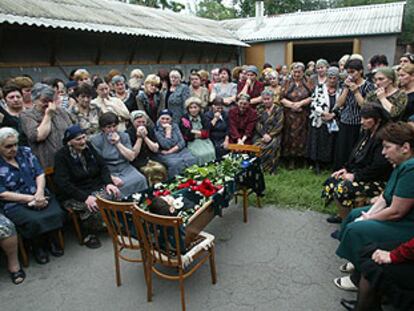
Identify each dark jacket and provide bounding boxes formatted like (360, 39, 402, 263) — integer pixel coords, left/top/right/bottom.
(179, 113, 210, 142)
(345, 130, 393, 182)
(53, 143, 113, 202)
(136, 90, 165, 124)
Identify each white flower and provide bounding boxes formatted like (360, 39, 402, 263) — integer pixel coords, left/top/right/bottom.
(153, 183, 163, 189)
(173, 196, 184, 210)
(132, 193, 142, 202)
(194, 205, 200, 210)
(241, 154, 249, 160)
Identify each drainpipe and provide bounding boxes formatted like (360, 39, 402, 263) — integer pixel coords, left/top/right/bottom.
(255, 0, 264, 30)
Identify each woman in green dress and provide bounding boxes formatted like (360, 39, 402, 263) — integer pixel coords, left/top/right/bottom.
(179, 97, 216, 166)
(334, 121, 414, 291)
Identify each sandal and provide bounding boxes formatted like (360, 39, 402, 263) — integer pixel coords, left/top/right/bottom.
(9, 268, 26, 285)
(339, 262, 355, 273)
(83, 234, 101, 249)
(333, 276, 358, 291)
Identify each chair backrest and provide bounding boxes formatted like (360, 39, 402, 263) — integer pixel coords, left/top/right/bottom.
(44, 166, 57, 193)
(132, 206, 184, 268)
(227, 143, 262, 157)
(96, 196, 140, 251)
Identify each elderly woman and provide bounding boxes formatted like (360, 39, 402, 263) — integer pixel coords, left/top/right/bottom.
(365, 67, 407, 121)
(91, 78, 130, 132)
(127, 110, 167, 185)
(333, 122, 414, 292)
(210, 67, 237, 111)
(180, 97, 216, 165)
(280, 62, 313, 168)
(111, 75, 137, 112)
(334, 59, 375, 170)
(322, 104, 392, 223)
(307, 67, 341, 173)
(253, 89, 284, 174)
(68, 83, 101, 137)
(163, 70, 190, 124)
(398, 64, 414, 121)
(0, 214, 25, 284)
(136, 74, 165, 124)
(153, 109, 196, 179)
(310, 59, 328, 87)
(189, 72, 209, 110)
(205, 97, 229, 159)
(0, 127, 65, 264)
(237, 66, 264, 108)
(228, 94, 258, 145)
(0, 83, 28, 146)
(90, 112, 148, 197)
(20, 83, 72, 168)
(54, 125, 121, 248)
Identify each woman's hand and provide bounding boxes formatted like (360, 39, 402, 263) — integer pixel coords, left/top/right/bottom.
(321, 112, 335, 121)
(105, 184, 121, 199)
(372, 249, 392, 265)
(262, 134, 272, 143)
(343, 173, 355, 182)
(111, 176, 124, 187)
(45, 101, 57, 117)
(376, 87, 386, 100)
(331, 168, 347, 179)
(85, 195, 99, 212)
(109, 132, 120, 145)
(214, 111, 221, 120)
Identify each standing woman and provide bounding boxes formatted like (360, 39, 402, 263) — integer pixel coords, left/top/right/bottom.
(136, 74, 165, 125)
(254, 89, 284, 174)
(237, 66, 264, 108)
(153, 109, 196, 179)
(91, 78, 130, 132)
(163, 70, 190, 124)
(307, 67, 341, 173)
(365, 67, 407, 121)
(189, 72, 209, 110)
(265, 71, 282, 110)
(280, 62, 313, 168)
(0, 84, 28, 146)
(399, 52, 414, 66)
(398, 64, 414, 120)
(180, 97, 216, 166)
(334, 59, 375, 170)
(111, 75, 138, 112)
(210, 67, 237, 111)
(310, 59, 328, 87)
(20, 83, 72, 169)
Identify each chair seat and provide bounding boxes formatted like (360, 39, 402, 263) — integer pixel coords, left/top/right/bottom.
(152, 231, 215, 268)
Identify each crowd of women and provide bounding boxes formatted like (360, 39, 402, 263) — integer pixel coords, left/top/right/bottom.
(0, 52, 413, 308)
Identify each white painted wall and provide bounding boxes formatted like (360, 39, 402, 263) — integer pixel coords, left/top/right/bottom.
(360, 35, 398, 67)
(264, 42, 286, 66)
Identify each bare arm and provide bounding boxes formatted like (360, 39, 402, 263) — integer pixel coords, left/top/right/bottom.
(366, 196, 414, 221)
(336, 87, 349, 108)
(0, 191, 34, 203)
(143, 136, 159, 153)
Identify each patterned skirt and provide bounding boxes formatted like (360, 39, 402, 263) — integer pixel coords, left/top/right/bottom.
(282, 108, 309, 158)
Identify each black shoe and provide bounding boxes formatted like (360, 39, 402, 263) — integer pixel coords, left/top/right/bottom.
(33, 247, 49, 264)
(49, 241, 64, 257)
(340, 298, 356, 311)
(327, 215, 342, 224)
(331, 230, 340, 240)
(83, 234, 102, 249)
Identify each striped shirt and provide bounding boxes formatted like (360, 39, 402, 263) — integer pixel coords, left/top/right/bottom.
(340, 80, 375, 125)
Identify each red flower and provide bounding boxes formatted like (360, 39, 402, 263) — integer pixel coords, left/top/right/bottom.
(153, 189, 171, 197)
(177, 179, 197, 189)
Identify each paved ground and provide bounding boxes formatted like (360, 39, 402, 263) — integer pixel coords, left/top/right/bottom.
(0, 204, 357, 311)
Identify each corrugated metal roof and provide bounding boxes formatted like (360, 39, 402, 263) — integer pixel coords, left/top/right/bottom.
(221, 2, 405, 42)
(0, 0, 248, 47)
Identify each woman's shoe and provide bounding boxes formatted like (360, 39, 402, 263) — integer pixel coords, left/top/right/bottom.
(326, 215, 342, 224)
(83, 234, 102, 249)
(334, 276, 358, 291)
(32, 247, 49, 264)
(9, 268, 26, 285)
(49, 241, 64, 257)
(340, 298, 356, 311)
(339, 262, 355, 273)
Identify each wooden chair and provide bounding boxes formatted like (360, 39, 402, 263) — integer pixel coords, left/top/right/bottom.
(17, 234, 29, 267)
(44, 167, 83, 245)
(132, 206, 217, 311)
(227, 143, 262, 223)
(96, 196, 145, 287)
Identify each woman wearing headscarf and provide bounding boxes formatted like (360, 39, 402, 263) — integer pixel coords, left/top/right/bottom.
(365, 67, 407, 121)
(20, 83, 73, 168)
(253, 89, 284, 174)
(307, 67, 341, 173)
(153, 109, 196, 179)
(136, 74, 165, 125)
(127, 110, 167, 186)
(280, 62, 313, 168)
(54, 125, 121, 248)
(90, 112, 148, 197)
(179, 97, 216, 166)
(162, 70, 190, 124)
(205, 97, 229, 159)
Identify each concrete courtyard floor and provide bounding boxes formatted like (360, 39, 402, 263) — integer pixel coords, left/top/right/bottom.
(0, 204, 358, 311)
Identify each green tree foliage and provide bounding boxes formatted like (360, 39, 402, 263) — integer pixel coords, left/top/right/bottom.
(129, 0, 185, 12)
(196, 0, 237, 20)
(237, 0, 328, 17)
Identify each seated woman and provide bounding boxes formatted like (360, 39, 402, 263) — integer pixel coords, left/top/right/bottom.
(90, 112, 148, 197)
(54, 125, 121, 248)
(205, 97, 229, 159)
(153, 109, 196, 179)
(334, 122, 414, 291)
(322, 104, 393, 223)
(20, 83, 73, 168)
(0, 214, 25, 284)
(68, 84, 101, 137)
(127, 110, 167, 186)
(253, 89, 283, 174)
(228, 94, 258, 145)
(0, 127, 65, 264)
(180, 97, 216, 166)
